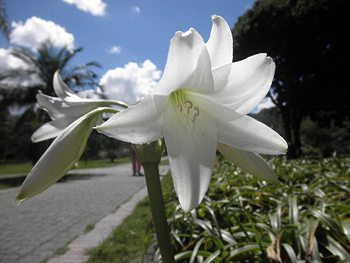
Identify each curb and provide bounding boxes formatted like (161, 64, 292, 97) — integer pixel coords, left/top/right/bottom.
(48, 165, 169, 263)
(48, 186, 149, 263)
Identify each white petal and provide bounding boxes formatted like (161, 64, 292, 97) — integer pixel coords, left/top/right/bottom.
(212, 54, 275, 114)
(36, 92, 65, 119)
(54, 72, 129, 109)
(53, 72, 129, 109)
(31, 117, 76, 142)
(163, 103, 217, 211)
(218, 144, 279, 184)
(63, 99, 122, 115)
(212, 63, 232, 90)
(217, 115, 288, 155)
(37, 93, 112, 119)
(64, 97, 129, 109)
(188, 91, 243, 122)
(53, 71, 81, 99)
(183, 47, 214, 94)
(206, 15, 233, 70)
(155, 28, 214, 95)
(16, 108, 104, 202)
(96, 94, 163, 144)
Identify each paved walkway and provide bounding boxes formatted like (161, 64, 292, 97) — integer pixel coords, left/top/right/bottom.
(48, 187, 149, 263)
(0, 163, 148, 263)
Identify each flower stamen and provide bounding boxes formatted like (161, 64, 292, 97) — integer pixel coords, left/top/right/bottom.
(184, 101, 193, 114)
(192, 107, 199, 122)
(171, 90, 200, 128)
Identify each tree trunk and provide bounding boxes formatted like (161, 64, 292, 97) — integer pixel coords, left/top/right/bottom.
(280, 107, 302, 158)
(270, 92, 303, 159)
(291, 112, 302, 158)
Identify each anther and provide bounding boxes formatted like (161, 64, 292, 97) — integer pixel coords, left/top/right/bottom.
(184, 101, 193, 114)
(192, 107, 199, 122)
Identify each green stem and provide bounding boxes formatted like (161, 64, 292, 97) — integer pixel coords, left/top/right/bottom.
(143, 162, 175, 263)
(135, 141, 175, 262)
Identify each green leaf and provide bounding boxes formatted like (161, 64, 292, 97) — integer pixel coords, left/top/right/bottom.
(228, 244, 261, 259)
(281, 243, 298, 263)
(288, 196, 299, 225)
(175, 251, 193, 261)
(204, 249, 221, 263)
(325, 236, 350, 260)
(310, 210, 348, 243)
(190, 238, 205, 263)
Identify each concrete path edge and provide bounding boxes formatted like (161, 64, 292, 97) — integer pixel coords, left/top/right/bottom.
(48, 186, 149, 263)
(47, 164, 169, 263)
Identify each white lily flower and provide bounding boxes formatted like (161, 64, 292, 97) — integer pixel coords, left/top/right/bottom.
(96, 15, 287, 211)
(17, 107, 118, 203)
(32, 72, 128, 142)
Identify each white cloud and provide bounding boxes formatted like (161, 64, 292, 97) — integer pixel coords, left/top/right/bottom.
(108, 45, 122, 54)
(132, 6, 141, 14)
(253, 97, 276, 113)
(63, 0, 106, 16)
(100, 60, 161, 105)
(10, 17, 74, 51)
(0, 48, 29, 71)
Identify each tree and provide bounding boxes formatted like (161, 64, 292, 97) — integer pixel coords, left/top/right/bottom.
(2, 43, 100, 96)
(232, 0, 350, 157)
(0, 0, 9, 39)
(0, 43, 101, 163)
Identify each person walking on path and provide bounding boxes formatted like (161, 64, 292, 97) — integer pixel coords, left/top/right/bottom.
(130, 144, 143, 176)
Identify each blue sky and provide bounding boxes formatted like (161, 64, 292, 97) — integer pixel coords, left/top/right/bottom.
(0, 0, 276, 110)
(0, 0, 254, 74)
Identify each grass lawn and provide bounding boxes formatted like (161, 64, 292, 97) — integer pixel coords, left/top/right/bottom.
(159, 158, 169, 166)
(88, 198, 153, 263)
(0, 157, 132, 190)
(73, 157, 131, 169)
(0, 157, 130, 176)
(88, 174, 174, 263)
(0, 162, 33, 176)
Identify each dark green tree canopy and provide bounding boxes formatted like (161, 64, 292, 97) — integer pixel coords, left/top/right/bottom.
(233, 0, 350, 123)
(233, 0, 350, 156)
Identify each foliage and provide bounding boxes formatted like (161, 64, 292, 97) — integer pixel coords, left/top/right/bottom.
(0, 0, 9, 39)
(83, 158, 349, 262)
(81, 132, 128, 162)
(301, 118, 350, 157)
(232, 0, 350, 157)
(252, 108, 350, 158)
(163, 157, 350, 262)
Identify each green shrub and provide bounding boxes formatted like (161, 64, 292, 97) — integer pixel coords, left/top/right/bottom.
(164, 158, 350, 262)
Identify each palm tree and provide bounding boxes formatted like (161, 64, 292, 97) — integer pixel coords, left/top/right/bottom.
(0, 0, 11, 161)
(0, 42, 101, 163)
(0, 42, 101, 113)
(3, 42, 101, 95)
(0, 0, 9, 40)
